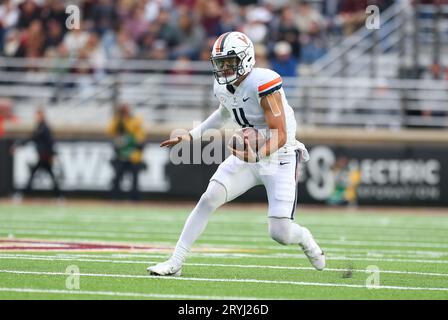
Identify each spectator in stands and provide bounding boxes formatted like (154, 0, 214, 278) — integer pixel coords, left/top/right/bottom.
(79, 32, 106, 73)
(271, 6, 301, 59)
(144, 0, 164, 24)
(174, 0, 199, 9)
(0, 98, 16, 138)
(124, 2, 149, 42)
(321, 0, 340, 19)
(116, 0, 133, 22)
(300, 34, 327, 65)
(16, 0, 41, 30)
(2, 27, 19, 57)
(91, 0, 118, 36)
(295, 1, 327, 42)
(241, 5, 271, 44)
(10, 108, 61, 198)
(197, 37, 216, 75)
(198, 0, 224, 37)
(254, 43, 270, 69)
(0, 0, 386, 73)
(219, 4, 240, 33)
(107, 103, 146, 201)
(153, 8, 180, 48)
(137, 28, 158, 59)
(295, 2, 328, 65)
(296, 1, 326, 31)
(262, 0, 290, 10)
(0, 0, 350, 66)
(15, 19, 46, 58)
(44, 19, 64, 53)
(171, 11, 205, 59)
(232, 0, 258, 6)
(0, 0, 19, 52)
(62, 21, 91, 58)
(41, 0, 67, 32)
(271, 41, 298, 77)
(80, 0, 96, 21)
(337, 0, 369, 36)
(104, 26, 138, 60)
(148, 39, 169, 60)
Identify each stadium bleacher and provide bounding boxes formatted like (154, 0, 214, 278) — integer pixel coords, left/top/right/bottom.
(0, 0, 447, 130)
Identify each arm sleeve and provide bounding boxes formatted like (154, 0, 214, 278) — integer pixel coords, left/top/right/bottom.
(257, 71, 283, 98)
(189, 104, 231, 140)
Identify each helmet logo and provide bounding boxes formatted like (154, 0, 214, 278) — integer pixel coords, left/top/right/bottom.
(237, 35, 248, 45)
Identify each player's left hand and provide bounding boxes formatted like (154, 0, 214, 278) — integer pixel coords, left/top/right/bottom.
(228, 137, 258, 163)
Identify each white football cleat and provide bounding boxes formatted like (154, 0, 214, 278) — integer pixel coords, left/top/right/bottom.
(300, 227, 326, 271)
(147, 259, 182, 277)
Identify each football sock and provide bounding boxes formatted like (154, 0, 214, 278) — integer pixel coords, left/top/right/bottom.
(268, 218, 306, 245)
(171, 180, 227, 265)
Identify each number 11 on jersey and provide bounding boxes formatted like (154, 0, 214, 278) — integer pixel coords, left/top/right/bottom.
(232, 108, 253, 128)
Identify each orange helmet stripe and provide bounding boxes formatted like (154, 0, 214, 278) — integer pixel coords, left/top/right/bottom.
(215, 32, 231, 54)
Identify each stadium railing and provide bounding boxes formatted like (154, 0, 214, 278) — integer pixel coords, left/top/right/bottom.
(1, 61, 447, 131)
(311, 1, 448, 79)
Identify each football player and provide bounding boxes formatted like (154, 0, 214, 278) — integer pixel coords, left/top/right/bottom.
(147, 31, 325, 276)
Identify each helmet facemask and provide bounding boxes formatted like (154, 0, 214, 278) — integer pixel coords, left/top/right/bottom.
(210, 51, 247, 85)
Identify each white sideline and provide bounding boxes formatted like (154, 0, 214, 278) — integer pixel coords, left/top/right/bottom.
(3, 228, 448, 249)
(0, 287, 257, 300)
(1, 269, 448, 292)
(1, 254, 448, 278)
(2, 222, 448, 243)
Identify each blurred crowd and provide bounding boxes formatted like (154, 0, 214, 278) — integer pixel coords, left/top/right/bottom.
(0, 0, 394, 77)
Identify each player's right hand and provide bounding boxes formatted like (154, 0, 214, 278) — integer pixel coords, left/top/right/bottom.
(160, 134, 191, 148)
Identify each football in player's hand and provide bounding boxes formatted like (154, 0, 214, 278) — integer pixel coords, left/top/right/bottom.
(229, 128, 266, 153)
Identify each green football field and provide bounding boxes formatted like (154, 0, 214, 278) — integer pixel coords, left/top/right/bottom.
(0, 201, 448, 300)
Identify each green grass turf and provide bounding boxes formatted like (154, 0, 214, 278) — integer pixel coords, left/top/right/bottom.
(0, 202, 448, 300)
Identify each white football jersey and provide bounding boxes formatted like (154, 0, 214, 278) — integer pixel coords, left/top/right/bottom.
(213, 67, 306, 157)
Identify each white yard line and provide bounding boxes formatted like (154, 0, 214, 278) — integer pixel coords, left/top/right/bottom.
(2, 246, 448, 264)
(3, 237, 448, 262)
(49, 250, 448, 260)
(1, 269, 448, 292)
(1, 254, 448, 278)
(106, 252, 448, 265)
(0, 287, 257, 300)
